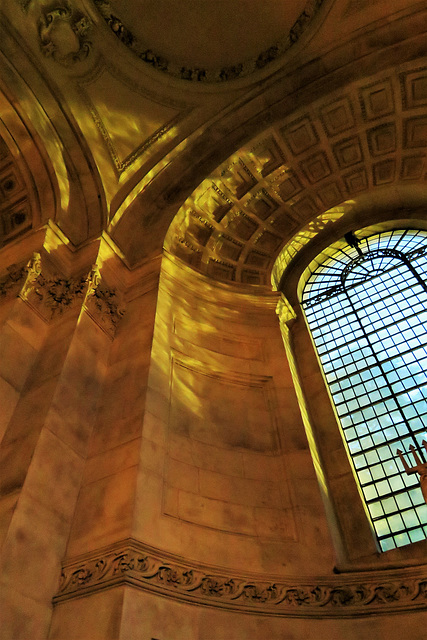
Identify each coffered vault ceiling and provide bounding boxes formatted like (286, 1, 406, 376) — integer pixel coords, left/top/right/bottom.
(0, 135, 32, 248)
(164, 61, 427, 287)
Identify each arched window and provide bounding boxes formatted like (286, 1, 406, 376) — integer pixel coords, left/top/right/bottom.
(301, 229, 427, 551)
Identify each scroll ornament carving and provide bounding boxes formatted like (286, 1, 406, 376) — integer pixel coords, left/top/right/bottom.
(37, 1, 92, 66)
(56, 541, 427, 616)
(83, 266, 125, 338)
(19, 253, 86, 320)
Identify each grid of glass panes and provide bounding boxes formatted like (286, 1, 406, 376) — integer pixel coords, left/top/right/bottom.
(302, 231, 427, 551)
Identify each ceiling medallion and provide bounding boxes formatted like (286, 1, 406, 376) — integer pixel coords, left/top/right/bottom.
(93, 0, 326, 83)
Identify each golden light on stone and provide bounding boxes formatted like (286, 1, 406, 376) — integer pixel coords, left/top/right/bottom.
(1, 2, 427, 638)
(271, 202, 353, 291)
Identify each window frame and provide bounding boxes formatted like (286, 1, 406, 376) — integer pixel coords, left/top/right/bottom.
(277, 217, 427, 569)
(301, 229, 427, 553)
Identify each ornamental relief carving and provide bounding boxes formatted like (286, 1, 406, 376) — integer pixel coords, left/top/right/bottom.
(93, 0, 327, 83)
(83, 265, 125, 338)
(19, 253, 87, 320)
(0, 263, 27, 299)
(17, 255, 125, 333)
(37, 1, 92, 66)
(56, 539, 427, 616)
(17, 1, 93, 66)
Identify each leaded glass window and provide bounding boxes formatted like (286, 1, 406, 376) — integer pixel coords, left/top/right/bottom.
(301, 229, 427, 551)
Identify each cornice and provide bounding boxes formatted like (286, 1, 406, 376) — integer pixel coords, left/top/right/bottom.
(55, 538, 427, 617)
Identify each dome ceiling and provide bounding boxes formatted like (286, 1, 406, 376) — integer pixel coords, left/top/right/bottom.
(164, 61, 427, 287)
(94, 0, 326, 82)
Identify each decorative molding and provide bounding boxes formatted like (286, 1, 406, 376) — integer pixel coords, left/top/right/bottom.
(76, 85, 182, 175)
(83, 265, 125, 338)
(0, 263, 27, 299)
(17, 256, 126, 331)
(19, 253, 86, 320)
(55, 539, 427, 616)
(37, 1, 92, 66)
(92, 0, 326, 83)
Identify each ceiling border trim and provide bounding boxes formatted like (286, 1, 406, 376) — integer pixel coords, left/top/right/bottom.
(92, 0, 328, 84)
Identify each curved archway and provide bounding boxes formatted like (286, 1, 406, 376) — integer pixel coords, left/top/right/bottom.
(0, 33, 106, 248)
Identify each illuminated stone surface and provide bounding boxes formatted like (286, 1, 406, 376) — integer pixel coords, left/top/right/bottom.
(0, 1, 426, 639)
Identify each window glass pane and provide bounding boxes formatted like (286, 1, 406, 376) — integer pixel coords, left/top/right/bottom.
(302, 229, 427, 550)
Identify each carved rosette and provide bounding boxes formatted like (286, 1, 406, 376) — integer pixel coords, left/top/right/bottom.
(82, 265, 125, 338)
(55, 539, 427, 616)
(19, 253, 86, 320)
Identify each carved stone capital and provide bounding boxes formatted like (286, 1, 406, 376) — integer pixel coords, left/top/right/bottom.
(0, 263, 27, 300)
(19, 253, 86, 320)
(55, 539, 427, 616)
(83, 265, 125, 338)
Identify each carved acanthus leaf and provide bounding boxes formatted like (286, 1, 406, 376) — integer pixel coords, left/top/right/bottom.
(19, 253, 86, 320)
(83, 265, 125, 338)
(0, 263, 27, 299)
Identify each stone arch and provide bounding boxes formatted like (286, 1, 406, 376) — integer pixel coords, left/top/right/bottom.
(0, 33, 106, 248)
(163, 58, 427, 289)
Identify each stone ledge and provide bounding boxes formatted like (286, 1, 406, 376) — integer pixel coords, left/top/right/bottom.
(55, 538, 427, 617)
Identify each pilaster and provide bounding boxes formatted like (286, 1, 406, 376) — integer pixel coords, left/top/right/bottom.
(0, 229, 132, 640)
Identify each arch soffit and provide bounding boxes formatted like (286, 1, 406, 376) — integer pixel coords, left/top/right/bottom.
(275, 195, 427, 310)
(0, 28, 106, 249)
(110, 49, 427, 276)
(162, 59, 427, 291)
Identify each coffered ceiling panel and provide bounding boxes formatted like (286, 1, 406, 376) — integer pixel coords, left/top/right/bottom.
(164, 60, 427, 287)
(0, 135, 32, 249)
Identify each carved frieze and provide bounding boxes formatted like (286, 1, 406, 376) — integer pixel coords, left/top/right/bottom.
(19, 253, 86, 320)
(83, 265, 125, 338)
(56, 539, 427, 616)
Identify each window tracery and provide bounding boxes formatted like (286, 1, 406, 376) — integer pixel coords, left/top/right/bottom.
(302, 229, 427, 551)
